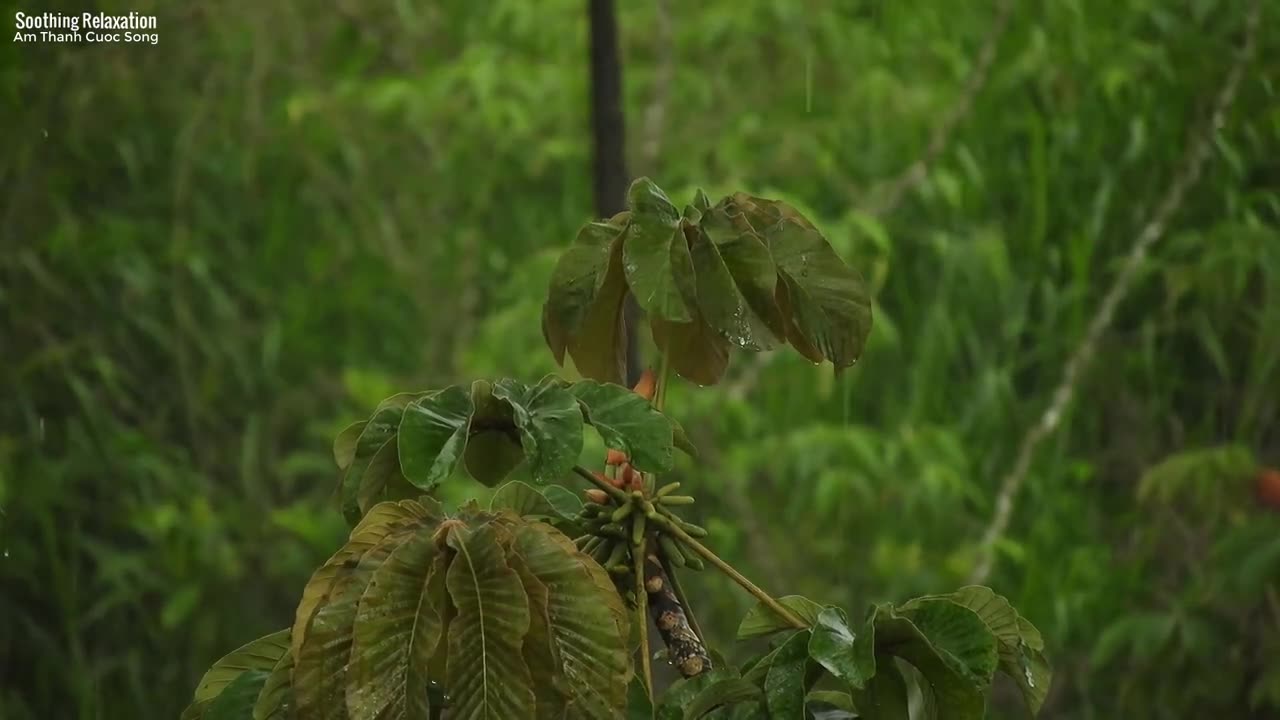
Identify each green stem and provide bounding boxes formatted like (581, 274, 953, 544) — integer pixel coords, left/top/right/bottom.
(665, 523, 808, 630)
(660, 553, 706, 645)
(573, 465, 629, 503)
(634, 532, 653, 701)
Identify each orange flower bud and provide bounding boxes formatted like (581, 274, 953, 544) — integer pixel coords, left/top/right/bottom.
(1257, 468, 1280, 511)
(605, 448, 628, 466)
(632, 368, 656, 401)
(620, 464, 642, 491)
(584, 489, 609, 504)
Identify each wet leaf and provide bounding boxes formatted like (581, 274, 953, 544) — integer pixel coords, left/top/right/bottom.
(623, 178, 696, 323)
(569, 379, 676, 473)
(399, 385, 473, 489)
(492, 378, 584, 484)
(737, 595, 822, 639)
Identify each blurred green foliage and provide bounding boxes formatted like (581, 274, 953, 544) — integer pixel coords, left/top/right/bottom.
(1, 0, 1277, 718)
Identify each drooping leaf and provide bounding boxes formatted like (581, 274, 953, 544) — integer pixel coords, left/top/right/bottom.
(544, 221, 629, 363)
(295, 527, 411, 719)
(564, 229, 630, 384)
(763, 629, 815, 719)
(354, 436, 416, 517)
(347, 529, 445, 720)
(569, 379, 675, 473)
(205, 670, 269, 720)
(464, 380, 524, 486)
(737, 595, 823, 639)
(492, 378, 584, 484)
(623, 178, 696, 322)
(490, 480, 561, 519)
(848, 656, 910, 720)
(870, 604, 987, 720)
(252, 651, 293, 720)
(692, 209, 784, 350)
(512, 521, 631, 717)
(291, 501, 436, 662)
(808, 607, 876, 690)
(445, 523, 535, 720)
(334, 421, 368, 471)
(399, 385, 473, 489)
(508, 545, 571, 720)
(765, 219, 872, 369)
(651, 314, 731, 386)
(191, 629, 290, 704)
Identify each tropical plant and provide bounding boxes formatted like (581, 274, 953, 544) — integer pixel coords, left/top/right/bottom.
(182, 178, 1050, 719)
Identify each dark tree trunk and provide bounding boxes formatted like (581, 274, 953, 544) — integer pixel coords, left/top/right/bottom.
(586, 0, 642, 387)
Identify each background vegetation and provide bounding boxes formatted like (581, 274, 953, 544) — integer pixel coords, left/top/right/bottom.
(2, 0, 1277, 718)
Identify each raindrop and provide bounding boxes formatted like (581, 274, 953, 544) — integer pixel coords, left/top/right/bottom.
(2, 549, 8, 558)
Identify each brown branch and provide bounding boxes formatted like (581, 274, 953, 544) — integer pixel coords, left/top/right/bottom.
(968, 0, 1262, 585)
(862, 0, 1014, 217)
(644, 553, 712, 677)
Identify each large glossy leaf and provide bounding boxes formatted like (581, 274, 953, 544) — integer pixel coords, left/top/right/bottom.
(765, 219, 872, 369)
(568, 380, 675, 473)
(399, 385, 472, 489)
(623, 178, 696, 322)
(692, 209, 784, 350)
(347, 529, 446, 720)
(809, 607, 876, 690)
(544, 221, 628, 363)
(737, 595, 823, 639)
(508, 544, 570, 720)
(339, 397, 420, 525)
(655, 669, 740, 720)
(192, 629, 290, 704)
(445, 523, 535, 720)
(512, 521, 631, 718)
(681, 677, 762, 718)
(492, 378, 583, 484)
(464, 380, 525, 487)
(870, 604, 986, 720)
(563, 230, 630, 384)
(355, 436, 418, 516)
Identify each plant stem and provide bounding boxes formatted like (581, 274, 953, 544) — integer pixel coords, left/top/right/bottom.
(660, 553, 706, 645)
(665, 523, 808, 630)
(634, 532, 653, 701)
(573, 464, 629, 503)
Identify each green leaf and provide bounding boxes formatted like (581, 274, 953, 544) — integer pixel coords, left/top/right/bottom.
(623, 178, 696, 322)
(809, 606, 876, 690)
(901, 599, 999, 684)
(805, 690, 856, 713)
(691, 189, 712, 214)
(766, 219, 873, 369)
(347, 529, 445, 720)
(399, 385, 473, 489)
(737, 595, 823, 639)
(561, 230, 630, 385)
(849, 656, 909, 720)
(628, 677, 656, 720)
(192, 629, 290, 704)
(540, 484, 584, 519)
(871, 604, 986, 720)
(903, 586, 1050, 713)
(763, 629, 815, 719)
(682, 678, 762, 718)
(651, 314, 731, 386)
(544, 221, 628, 363)
(492, 378, 584, 484)
(464, 380, 524, 487)
(445, 523, 536, 720)
(490, 480, 559, 518)
(354, 436, 415, 517)
(569, 379, 675, 473)
(205, 670, 269, 720)
(656, 669, 741, 720)
(512, 521, 631, 717)
(692, 209, 784, 350)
